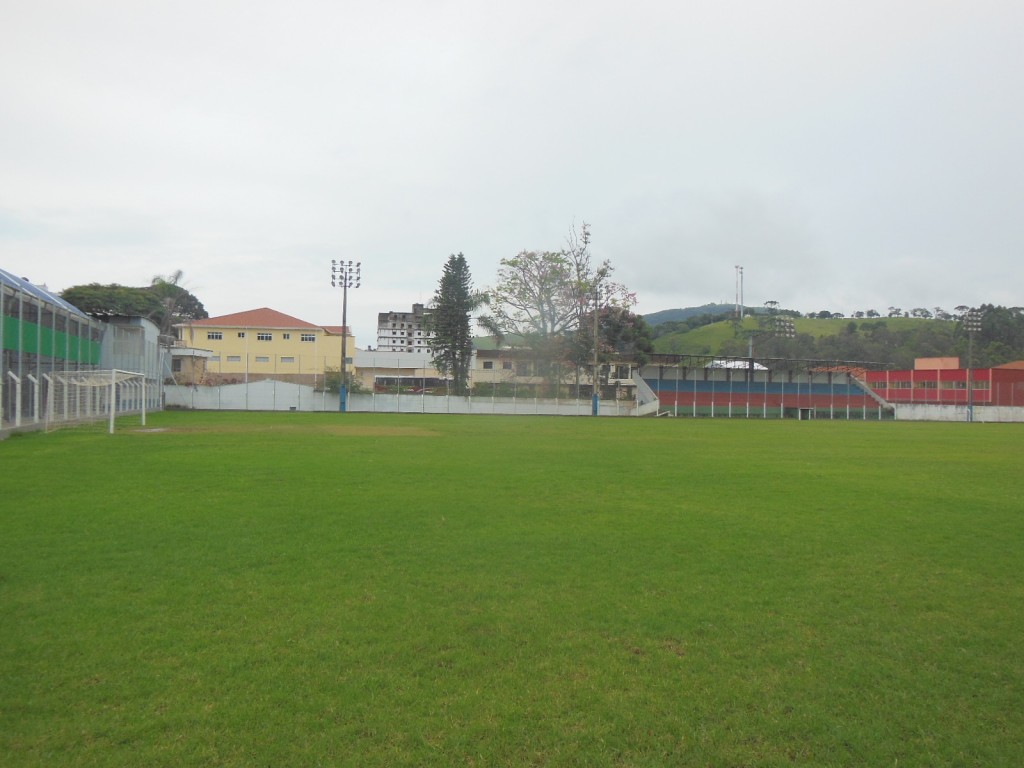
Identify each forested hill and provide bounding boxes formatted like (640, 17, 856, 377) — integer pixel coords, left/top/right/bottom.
(642, 304, 738, 326)
(646, 306, 1024, 368)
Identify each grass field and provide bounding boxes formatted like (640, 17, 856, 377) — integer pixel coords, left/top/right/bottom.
(2, 412, 1022, 766)
(652, 315, 945, 355)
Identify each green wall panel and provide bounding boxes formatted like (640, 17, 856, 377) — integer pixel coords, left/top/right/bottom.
(40, 326, 55, 357)
(2, 316, 18, 350)
(3, 317, 101, 363)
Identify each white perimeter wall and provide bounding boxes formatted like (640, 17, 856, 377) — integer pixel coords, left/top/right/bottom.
(165, 380, 642, 416)
(895, 404, 1024, 422)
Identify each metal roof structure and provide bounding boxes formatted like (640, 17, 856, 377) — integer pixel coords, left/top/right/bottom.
(0, 267, 90, 318)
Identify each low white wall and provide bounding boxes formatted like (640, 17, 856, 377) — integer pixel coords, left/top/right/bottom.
(165, 382, 1024, 422)
(348, 393, 636, 416)
(166, 381, 640, 416)
(894, 404, 1024, 422)
(166, 381, 336, 411)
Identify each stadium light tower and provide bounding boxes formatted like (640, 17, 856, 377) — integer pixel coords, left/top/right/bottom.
(965, 307, 982, 422)
(331, 260, 361, 412)
(735, 265, 744, 319)
(775, 317, 796, 339)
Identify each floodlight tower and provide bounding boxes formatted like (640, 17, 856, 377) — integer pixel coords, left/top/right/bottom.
(737, 266, 745, 319)
(965, 307, 982, 422)
(735, 265, 744, 319)
(740, 266, 744, 319)
(331, 260, 361, 412)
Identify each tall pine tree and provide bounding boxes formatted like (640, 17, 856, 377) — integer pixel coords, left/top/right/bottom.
(428, 253, 480, 394)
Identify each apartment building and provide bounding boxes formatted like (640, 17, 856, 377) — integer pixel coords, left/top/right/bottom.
(376, 303, 431, 354)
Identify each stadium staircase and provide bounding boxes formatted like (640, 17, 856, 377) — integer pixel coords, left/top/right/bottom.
(849, 373, 893, 410)
(631, 371, 662, 416)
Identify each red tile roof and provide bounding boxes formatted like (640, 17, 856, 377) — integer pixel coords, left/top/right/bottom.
(188, 307, 321, 329)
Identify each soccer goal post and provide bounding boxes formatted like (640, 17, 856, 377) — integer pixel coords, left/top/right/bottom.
(44, 369, 148, 434)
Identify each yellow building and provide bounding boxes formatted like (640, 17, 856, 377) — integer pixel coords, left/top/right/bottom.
(175, 308, 355, 386)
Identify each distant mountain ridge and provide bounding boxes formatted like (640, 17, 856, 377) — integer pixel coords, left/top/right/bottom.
(643, 304, 745, 327)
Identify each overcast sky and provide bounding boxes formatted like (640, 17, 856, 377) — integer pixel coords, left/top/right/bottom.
(2, 1, 1022, 343)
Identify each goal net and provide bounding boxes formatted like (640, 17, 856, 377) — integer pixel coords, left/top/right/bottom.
(45, 369, 149, 434)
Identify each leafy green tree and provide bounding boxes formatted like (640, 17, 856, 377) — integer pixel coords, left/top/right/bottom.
(597, 307, 655, 367)
(150, 270, 207, 337)
(479, 224, 637, 390)
(966, 304, 1024, 366)
(427, 253, 481, 394)
(478, 249, 577, 381)
(61, 283, 162, 318)
(562, 223, 637, 373)
(61, 272, 207, 337)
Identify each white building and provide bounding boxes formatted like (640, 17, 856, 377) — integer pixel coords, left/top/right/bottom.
(376, 303, 432, 354)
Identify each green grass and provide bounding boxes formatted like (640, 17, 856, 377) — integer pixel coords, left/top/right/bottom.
(653, 316, 945, 355)
(2, 413, 1022, 766)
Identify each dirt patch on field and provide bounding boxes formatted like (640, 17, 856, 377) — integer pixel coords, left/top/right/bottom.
(139, 424, 441, 437)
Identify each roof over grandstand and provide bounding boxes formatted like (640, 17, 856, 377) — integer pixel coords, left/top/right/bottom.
(706, 358, 768, 370)
(0, 267, 92, 318)
(185, 307, 322, 330)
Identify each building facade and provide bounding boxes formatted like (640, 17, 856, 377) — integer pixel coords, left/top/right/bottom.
(470, 348, 627, 399)
(376, 303, 431, 354)
(99, 315, 166, 386)
(177, 308, 354, 387)
(862, 358, 1024, 407)
(351, 349, 445, 392)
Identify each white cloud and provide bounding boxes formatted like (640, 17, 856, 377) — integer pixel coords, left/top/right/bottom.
(2, 0, 1022, 339)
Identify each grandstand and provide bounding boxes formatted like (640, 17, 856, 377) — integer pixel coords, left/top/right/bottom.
(639, 354, 892, 419)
